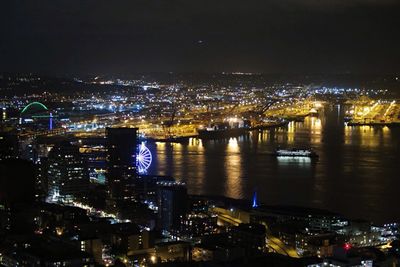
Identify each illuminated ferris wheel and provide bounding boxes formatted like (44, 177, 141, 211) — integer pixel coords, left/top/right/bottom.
(136, 142, 152, 173)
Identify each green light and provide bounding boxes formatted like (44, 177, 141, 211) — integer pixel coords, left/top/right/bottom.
(32, 115, 58, 118)
(21, 102, 48, 113)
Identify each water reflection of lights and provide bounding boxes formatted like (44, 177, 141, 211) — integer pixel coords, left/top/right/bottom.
(310, 117, 322, 136)
(188, 137, 203, 147)
(310, 117, 322, 130)
(228, 137, 239, 151)
(309, 117, 322, 143)
(287, 121, 295, 133)
(225, 138, 242, 198)
(187, 137, 205, 189)
(171, 142, 182, 148)
(344, 125, 392, 147)
(287, 121, 295, 144)
(382, 126, 390, 134)
(155, 141, 165, 148)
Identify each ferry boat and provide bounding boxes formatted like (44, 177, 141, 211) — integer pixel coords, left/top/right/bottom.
(273, 148, 318, 158)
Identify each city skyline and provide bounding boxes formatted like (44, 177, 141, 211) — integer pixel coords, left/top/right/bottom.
(1, 1, 400, 266)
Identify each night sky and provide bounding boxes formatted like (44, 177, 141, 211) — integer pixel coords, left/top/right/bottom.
(1, 0, 400, 75)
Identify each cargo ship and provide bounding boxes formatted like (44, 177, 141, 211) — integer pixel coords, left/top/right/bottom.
(198, 127, 248, 139)
(273, 148, 318, 158)
(250, 118, 288, 130)
(197, 118, 250, 139)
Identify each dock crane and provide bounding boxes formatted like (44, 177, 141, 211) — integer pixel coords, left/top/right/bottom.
(162, 104, 177, 137)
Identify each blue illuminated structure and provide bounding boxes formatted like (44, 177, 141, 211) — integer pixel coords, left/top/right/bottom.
(49, 112, 53, 130)
(136, 142, 152, 173)
(252, 191, 258, 208)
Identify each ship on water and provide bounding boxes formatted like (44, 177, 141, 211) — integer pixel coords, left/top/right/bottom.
(197, 118, 250, 139)
(273, 148, 318, 158)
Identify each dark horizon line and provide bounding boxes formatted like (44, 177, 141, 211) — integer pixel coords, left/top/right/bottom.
(1, 70, 399, 79)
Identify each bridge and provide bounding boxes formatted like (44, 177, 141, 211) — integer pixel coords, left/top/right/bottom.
(21, 101, 49, 114)
(19, 101, 59, 134)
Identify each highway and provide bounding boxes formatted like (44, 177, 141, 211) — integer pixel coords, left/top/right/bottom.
(268, 236, 299, 258)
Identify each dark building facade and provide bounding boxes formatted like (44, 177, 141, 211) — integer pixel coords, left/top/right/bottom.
(0, 159, 36, 234)
(0, 129, 19, 161)
(230, 223, 266, 256)
(106, 127, 138, 210)
(157, 181, 188, 232)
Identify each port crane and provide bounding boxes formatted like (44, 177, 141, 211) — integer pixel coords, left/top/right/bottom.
(162, 104, 177, 137)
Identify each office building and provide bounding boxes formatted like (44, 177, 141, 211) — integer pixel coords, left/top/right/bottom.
(105, 127, 138, 209)
(157, 181, 188, 232)
(47, 142, 89, 202)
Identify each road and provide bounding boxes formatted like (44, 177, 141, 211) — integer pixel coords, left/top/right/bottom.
(268, 236, 299, 258)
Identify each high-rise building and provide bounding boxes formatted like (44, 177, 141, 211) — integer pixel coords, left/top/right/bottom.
(19, 139, 38, 162)
(157, 181, 188, 232)
(47, 142, 89, 202)
(0, 159, 36, 207)
(105, 127, 138, 209)
(0, 159, 36, 234)
(0, 129, 19, 161)
(36, 157, 49, 201)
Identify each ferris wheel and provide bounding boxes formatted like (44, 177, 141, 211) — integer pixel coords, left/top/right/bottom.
(137, 142, 152, 173)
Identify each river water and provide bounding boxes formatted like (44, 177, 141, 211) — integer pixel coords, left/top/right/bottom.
(147, 104, 400, 224)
